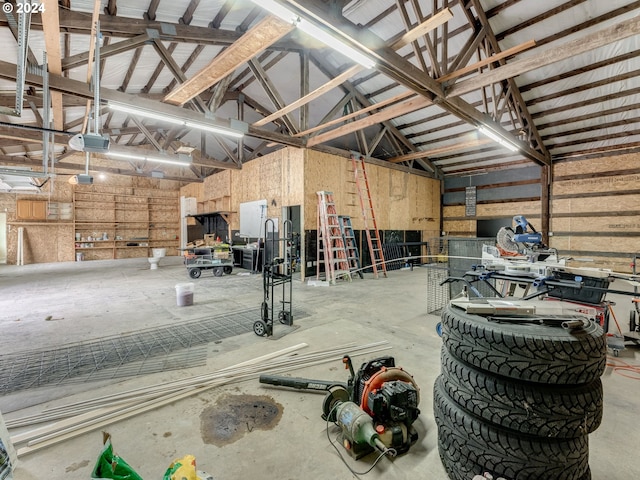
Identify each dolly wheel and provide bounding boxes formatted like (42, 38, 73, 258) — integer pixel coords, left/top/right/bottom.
(223, 266, 233, 275)
(213, 267, 223, 277)
(188, 268, 201, 279)
(253, 320, 268, 337)
(278, 311, 291, 325)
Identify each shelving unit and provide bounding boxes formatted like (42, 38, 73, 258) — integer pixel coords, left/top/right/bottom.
(73, 186, 179, 261)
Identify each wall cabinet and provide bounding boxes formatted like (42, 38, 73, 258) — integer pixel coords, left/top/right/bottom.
(47, 202, 73, 221)
(73, 187, 180, 261)
(16, 200, 47, 220)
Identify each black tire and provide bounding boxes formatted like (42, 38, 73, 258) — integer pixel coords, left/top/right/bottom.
(434, 377, 590, 480)
(223, 266, 233, 275)
(253, 320, 268, 337)
(440, 347, 603, 438)
(441, 304, 606, 384)
(278, 311, 291, 325)
(213, 267, 223, 277)
(188, 268, 201, 279)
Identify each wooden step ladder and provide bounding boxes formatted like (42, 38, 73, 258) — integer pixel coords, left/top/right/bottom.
(316, 191, 352, 284)
(351, 154, 387, 278)
(338, 215, 364, 279)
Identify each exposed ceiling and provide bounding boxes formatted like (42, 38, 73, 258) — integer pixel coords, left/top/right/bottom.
(0, 0, 638, 184)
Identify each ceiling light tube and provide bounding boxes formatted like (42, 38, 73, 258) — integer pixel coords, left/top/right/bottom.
(478, 126, 519, 152)
(298, 20, 375, 69)
(109, 103, 244, 138)
(0, 168, 50, 179)
(110, 104, 185, 126)
(184, 121, 244, 139)
(107, 150, 192, 167)
(251, 0, 376, 69)
(254, 0, 299, 23)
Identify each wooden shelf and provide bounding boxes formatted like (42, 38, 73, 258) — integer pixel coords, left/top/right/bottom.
(73, 186, 180, 261)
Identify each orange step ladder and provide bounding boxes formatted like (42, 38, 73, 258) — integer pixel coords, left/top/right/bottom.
(316, 191, 352, 284)
(351, 154, 387, 279)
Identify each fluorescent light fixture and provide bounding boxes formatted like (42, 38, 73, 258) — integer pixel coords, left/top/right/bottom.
(0, 168, 50, 179)
(298, 20, 376, 69)
(255, 0, 298, 23)
(110, 104, 184, 126)
(478, 126, 519, 152)
(184, 120, 244, 138)
(107, 150, 192, 167)
(251, 0, 376, 69)
(109, 103, 244, 139)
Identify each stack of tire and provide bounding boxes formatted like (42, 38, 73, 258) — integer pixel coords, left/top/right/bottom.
(434, 303, 607, 480)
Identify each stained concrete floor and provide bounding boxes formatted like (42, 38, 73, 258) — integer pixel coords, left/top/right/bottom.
(0, 257, 639, 479)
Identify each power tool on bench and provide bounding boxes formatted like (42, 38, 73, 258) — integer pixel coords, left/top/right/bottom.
(259, 355, 420, 459)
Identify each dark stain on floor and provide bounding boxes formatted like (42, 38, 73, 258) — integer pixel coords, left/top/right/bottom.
(200, 393, 283, 446)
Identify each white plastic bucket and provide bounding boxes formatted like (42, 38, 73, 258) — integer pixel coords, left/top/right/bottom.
(175, 282, 194, 307)
(76, 252, 84, 262)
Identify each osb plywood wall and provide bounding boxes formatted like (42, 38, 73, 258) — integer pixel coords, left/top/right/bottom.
(226, 148, 306, 230)
(4, 178, 74, 265)
(4, 175, 181, 265)
(182, 147, 441, 240)
(551, 153, 640, 272)
(442, 200, 542, 237)
(304, 150, 440, 237)
(180, 148, 305, 230)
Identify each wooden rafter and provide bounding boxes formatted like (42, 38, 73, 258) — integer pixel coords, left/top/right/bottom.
(42, 0, 63, 130)
(163, 16, 295, 106)
(447, 15, 640, 98)
(296, 90, 415, 137)
(62, 34, 151, 71)
(438, 39, 536, 84)
(307, 96, 432, 147)
(387, 138, 493, 163)
(253, 65, 362, 127)
(151, 39, 209, 113)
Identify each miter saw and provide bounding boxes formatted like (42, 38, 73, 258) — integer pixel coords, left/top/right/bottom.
(496, 215, 548, 256)
(259, 355, 420, 460)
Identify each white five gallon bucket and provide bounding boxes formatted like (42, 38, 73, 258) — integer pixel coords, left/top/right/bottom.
(175, 282, 194, 307)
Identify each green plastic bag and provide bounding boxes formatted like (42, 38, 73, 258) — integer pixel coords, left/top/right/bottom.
(91, 432, 143, 480)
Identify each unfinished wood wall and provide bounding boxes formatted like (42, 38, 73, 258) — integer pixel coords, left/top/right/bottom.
(3, 178, 74, 265)
(230, 147, 306, 230)
(442, 154, 640, 273)
(3, 175, 181, 265)
(442, 165, 543, 238)
(304, 150, 440, 237)
(182, 145, 441, 244)
(551, 153, 640, 272)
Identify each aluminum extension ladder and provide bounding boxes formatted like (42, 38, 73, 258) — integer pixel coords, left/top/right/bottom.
(338, 215, 364, 279)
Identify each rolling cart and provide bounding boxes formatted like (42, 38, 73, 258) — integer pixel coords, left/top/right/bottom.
(253, 219, 294, 337)
(184, 246, 233, 279)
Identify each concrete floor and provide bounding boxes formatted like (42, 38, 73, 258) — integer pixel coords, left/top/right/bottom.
(0, 257, 639, 479)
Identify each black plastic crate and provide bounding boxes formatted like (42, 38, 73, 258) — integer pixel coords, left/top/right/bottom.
(547, 271, 609, 305)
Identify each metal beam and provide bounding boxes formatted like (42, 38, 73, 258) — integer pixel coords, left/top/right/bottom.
(62, 34, 151, 70)
(0, 59, 305, 148)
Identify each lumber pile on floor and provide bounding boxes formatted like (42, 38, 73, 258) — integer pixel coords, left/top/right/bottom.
(7, 341, 391, 457)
